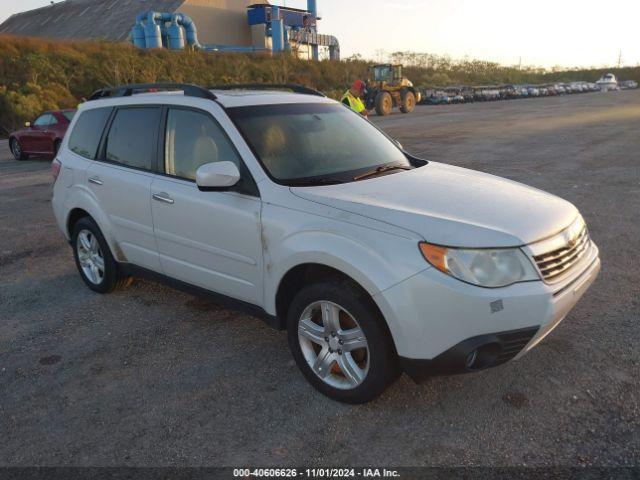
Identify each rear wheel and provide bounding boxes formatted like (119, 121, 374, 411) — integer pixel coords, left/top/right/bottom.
(10, 138, 28, 161)
(375, 92, 393, 116)
(400, 91, 416, 113)
(71, 217, 130, 293)
(287, 280, 399, 403)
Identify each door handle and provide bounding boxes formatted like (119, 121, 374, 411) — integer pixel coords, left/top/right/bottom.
(88, 176, 103, 186)
(153, 193, 174, 205)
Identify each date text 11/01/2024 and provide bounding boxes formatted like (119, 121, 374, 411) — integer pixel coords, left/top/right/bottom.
(233, 468, 400, 478)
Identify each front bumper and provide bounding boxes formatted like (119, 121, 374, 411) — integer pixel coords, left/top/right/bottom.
(400, 326, 540, 383)
(374, 243, 600, 379)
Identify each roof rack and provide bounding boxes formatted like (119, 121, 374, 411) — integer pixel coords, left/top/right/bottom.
(209, 83, 325, 98)
(88, 83, 217, 102)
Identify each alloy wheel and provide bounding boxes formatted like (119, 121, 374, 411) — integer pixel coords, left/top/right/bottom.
(76, 229, 105, 285)
(298, 300, 369, 390)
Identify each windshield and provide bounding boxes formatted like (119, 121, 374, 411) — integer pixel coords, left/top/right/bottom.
(372, 65, 392, 81)
(227, 103, 410, 184)
(62, 111, 76, 122)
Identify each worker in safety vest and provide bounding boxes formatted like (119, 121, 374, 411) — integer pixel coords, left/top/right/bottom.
(342, 80, 368, 117)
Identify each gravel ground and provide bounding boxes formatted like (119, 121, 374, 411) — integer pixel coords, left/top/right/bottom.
(0, 91, 638, 467)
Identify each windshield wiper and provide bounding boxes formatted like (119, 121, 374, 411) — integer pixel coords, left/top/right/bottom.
(286, 178, 344, 187)
(354, 163, 412, 181)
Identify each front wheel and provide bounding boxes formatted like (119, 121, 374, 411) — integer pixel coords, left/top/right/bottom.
(400, 91, 416, 113)
(287, 280, 399, 403)
(10, 138, 28, 161)
(375, 92, 393, 116)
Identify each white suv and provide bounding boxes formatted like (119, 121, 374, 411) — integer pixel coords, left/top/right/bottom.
(52, 83, 601, 403)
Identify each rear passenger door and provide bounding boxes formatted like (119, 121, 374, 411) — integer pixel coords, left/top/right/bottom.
(150, 106, 263, 305)
(86, 106, 162, 273)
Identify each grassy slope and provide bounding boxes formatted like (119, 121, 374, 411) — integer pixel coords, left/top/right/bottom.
(0, 34, 637, 136)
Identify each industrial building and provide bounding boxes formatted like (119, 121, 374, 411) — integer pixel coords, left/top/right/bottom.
(0, 0, 339, 60)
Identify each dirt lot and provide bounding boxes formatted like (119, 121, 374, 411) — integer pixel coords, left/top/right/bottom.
(1, 91, 639, 467)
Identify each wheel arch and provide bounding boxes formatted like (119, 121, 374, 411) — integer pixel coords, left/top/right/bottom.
(66, 207, 92, 237)
(275, 262, 398, 356)
(63, 195, 124, 262)
(276, 263, 366, 321)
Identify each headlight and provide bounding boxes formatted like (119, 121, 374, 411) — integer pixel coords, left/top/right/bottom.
(419, 242, 539, 288)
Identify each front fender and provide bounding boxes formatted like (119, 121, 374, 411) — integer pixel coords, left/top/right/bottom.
(263, 228, 424, 316)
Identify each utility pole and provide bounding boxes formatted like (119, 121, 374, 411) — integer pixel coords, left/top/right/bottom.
(617, 50, 622, 69)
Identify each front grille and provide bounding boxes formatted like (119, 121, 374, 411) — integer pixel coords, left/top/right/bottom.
(533, 226, 590, 282)
(495, 327, 539, 364)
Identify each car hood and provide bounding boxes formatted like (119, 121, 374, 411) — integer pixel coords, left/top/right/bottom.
(291, 162, 578, 248)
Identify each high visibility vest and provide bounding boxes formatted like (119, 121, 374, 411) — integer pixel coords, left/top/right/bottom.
(342, 91, 366, 114)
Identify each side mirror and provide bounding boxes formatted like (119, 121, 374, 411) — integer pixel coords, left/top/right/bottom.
(196, 161, 240, 191)
(25, 122, 31, 128)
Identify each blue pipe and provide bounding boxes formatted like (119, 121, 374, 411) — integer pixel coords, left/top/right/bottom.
(132, 22, 146, 48)
(271, 5, 284, 54)
(307, 0, 318, 17)
(307, 0, 319, 60)
(172, 13, 202, 49)
(167, 17, 185, 50)
(136, 11, 173, 49)
(143, 11, 162, 48)
(132, 10, 278, 54)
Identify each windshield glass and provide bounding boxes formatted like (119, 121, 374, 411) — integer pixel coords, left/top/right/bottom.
(227, 103, 409, 184)
(62, 111, 76, 122)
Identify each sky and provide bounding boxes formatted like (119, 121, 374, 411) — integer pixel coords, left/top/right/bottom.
(1, 0, 639, 68)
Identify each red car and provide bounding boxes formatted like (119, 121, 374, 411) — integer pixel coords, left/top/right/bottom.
(9, 109, 76, 161)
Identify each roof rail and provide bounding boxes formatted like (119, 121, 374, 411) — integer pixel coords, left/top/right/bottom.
(209, 83, 326, 97)
(88, 83, 217, 101)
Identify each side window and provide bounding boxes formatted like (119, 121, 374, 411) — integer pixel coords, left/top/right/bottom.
(68, 108, 112, 160)
(33, 114, 53, 126)
(164, 108, 242, 181)
(105, 107, 160, 171)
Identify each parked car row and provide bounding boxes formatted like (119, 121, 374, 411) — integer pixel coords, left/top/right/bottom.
(620, 80, 639, 90)
(419, 78, 637, 105)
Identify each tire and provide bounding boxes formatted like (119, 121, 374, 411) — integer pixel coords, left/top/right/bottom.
(287, 279, 399, 403)
(375, 92, 393, 116)
(71, 217, 130, 293)
(10, 138, 28, 161)
(400, 91, 416, 113)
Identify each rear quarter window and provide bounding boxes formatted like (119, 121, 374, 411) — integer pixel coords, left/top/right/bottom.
(68, 108, 112, 160)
